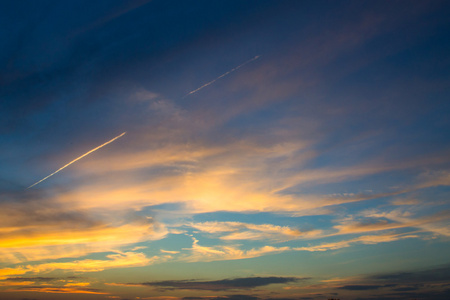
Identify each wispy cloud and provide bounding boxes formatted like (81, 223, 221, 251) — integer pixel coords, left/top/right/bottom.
(182, 238, 291, 262)
(182, 296, 260, 300)
(294, 232, 419, 252)
(52, 132, 450, 220)
(28, 251, 154, 273)
(180, 231, 420, 263)
(4, 286, 108, 294)
(0, 217, 167, 264)
(0, 251, 158, 279)
(187, 221, 321, 242)
(337, 284, 394, 291)
(0, 187, 168, 264)
(360, 208, 450, 237)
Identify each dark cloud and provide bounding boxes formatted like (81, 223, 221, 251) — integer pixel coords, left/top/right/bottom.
(183, 296, 258, 300)
(267, 298, 305, 300)
(5, 277, 57, 282)
(4, 276, 82, 283)
(182, 296, 303, 300)
(225, 297, 258, 300)
(338, 284, 387, 291)
(392, 286, 420, 291)
(334, 266, 450, 299)
(368, 264, 450, 284)
(405, 288, 450, 299)
(142, 276, 301, 291)
(362, 288, 450, 300)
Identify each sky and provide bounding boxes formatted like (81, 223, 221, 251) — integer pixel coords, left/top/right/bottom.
(1, 1, 450, 299)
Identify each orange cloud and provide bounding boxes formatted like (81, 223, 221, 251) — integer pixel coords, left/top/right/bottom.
(361, 208, 450, 237)
(294, 232, 418, 252)
(179, 231, 421, 263)
(0, 221, 167, 264)
(0, 251, 159, 283)
(4, 286, 108, 294)
(28, 252, 156, 273)
(188, 221, 322, 242)
(0, 267, 30, 280)
(64, 282, 91, 287)
(182, 238, 291, 262)
(0, 281, 34, 286)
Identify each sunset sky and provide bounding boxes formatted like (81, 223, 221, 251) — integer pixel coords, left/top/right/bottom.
(1, 1, 450, 299)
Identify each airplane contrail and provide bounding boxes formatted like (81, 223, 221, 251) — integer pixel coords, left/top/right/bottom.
(27, 132, 126, 189)
(183, 55, 261, 98)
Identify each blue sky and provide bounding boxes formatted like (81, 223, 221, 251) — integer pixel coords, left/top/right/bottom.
(1, 1, 450, 299)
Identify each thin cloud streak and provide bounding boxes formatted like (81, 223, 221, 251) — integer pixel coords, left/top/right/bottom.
(183, 56, 260, 98)
(27, 132, 126, 189)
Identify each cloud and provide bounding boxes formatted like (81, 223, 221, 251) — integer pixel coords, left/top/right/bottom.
(27, 251, 156, 273)
(180, 231, 422, 263)
(180, 296, 305, 300)
(338, 284, 391, 290)
(160, 249, 179, 254)
(182, 238, 291, 262)
(141, 276, 299, 291)
(390, 198, 421, 206)
(0, 251, 159, 280)
(0, 218, 167, 263)
(392, 286, 420, 291)
(361, 208, 450, 237)
(294, 232, 418, 252)
(187, 221, 321, 242)
(0, 189, 168, 263)
(5, 286, 108, 295)
(0, 275, 87, 288)
(416, 170, 450, 189)
(0, 267, 29, 280)
(138, 297, 181, 300)
(314, 265, 450, 299)
(47, 132, 450, 225)
(3, 277, 58, 283)
(134, 89, 160, 102)
(333, 218, 403, 235)
(183, 296, 259, 300)
(385, 289, 450, 300)
(64, 282, 91, 287)
(368, 264, 450, 284)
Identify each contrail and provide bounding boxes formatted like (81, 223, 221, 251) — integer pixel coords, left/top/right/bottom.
(27, 132, 126, 189)
(183, 55, 260, 98)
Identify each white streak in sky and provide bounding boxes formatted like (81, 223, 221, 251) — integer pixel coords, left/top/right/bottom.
(27, 132, 126, 189)
(183, 55, 261, 98)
